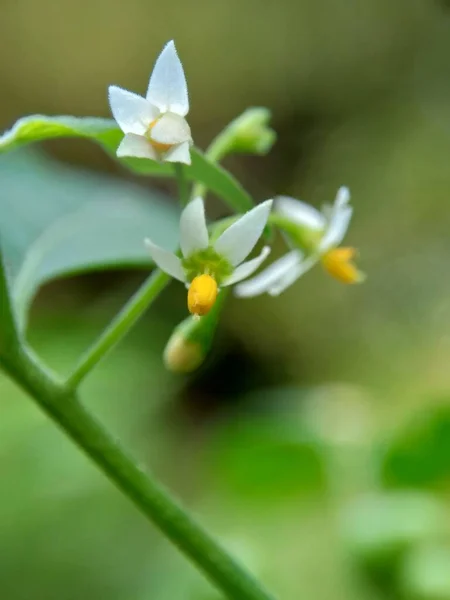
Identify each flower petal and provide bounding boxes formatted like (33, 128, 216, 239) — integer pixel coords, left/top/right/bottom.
(276, 196, 325, 230)
(117, 133, 158, 160)
(179, 197, 209, 258)
(144, 238, 185, 281)
(234, 250, 301, 297)
(268, 256, 317, 296)
(223, 246, 271, 286)
(108, 86, 157, 135)
(214, 199, 273, 266)
(335, 186, 351, 209)
(163, 141, 191, 165)
(146, 40, 189, 116)
(319, 205, 353, 252)
(150, 113, 192, 145)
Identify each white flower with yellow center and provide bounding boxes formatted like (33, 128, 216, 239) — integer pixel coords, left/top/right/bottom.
(235, 186, 364, 297)
(108, 40, 192, 165)
(145, 198, 272, 316)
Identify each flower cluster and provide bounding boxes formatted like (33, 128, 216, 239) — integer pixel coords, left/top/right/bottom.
(108, 41, 364, 320)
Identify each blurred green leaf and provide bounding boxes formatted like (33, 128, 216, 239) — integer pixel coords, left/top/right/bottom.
(0, 151, 179, 327)
(0, 115, 254, 212)
(400, 543, 450, 600)
(342, 492, 446, 591)
(381, 403, 450, 489)
(210, 415, 327, 502)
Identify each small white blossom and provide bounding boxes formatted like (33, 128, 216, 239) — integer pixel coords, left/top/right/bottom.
(108, 40, 192, 165)
(235, 186, 363, 297)
(145, 197, 272, 315)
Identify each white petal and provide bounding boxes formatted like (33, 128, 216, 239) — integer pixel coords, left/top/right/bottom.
(163, 141, 191, 165)
(335, 186, 350, 209)
(223, 246, 271, 286)
(319, 206, 353, 252)
(117, 133, 158, 160)
(150, 113, 191, 145)
(268, 256, 317, 296)
(144, 238, 186, 282)
(146, 40, 189, 116)
(108, 86, 157, 135)
(214, 199, 273, 266)
(276, 196, 325, 230)
(234, 250, 301, 298)
(179, 197, 209, 258)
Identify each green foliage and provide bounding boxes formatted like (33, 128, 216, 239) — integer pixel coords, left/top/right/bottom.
(381, 403, 450, 489)
(0, 151, 179, 329)
(400, 543, 450, 600)
(0, 115, 254, 213)
(342, 492, 446, 591)
(210, 414, 327, 502)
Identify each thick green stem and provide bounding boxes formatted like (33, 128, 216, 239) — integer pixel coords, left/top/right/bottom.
(0, 247, 21, 356)
(66, 270, 170, 389)
(2, 342, 275, 600)
(174, 163, 189, 207)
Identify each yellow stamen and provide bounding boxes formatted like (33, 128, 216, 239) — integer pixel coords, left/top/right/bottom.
(321, 247, 365, 284)
(187, 274, 218, 316)
(147, 119, 172, 153)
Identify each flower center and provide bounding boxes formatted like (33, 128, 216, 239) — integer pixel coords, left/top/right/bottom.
(182, 247, 234, 285)
(187, 274, 218, 316)
(146, 119, 173, 153)
(321, 247, 364, 284)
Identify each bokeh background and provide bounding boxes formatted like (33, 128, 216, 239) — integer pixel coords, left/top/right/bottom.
(2, 0, 450, 598)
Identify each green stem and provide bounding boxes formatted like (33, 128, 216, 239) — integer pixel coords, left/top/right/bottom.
(268, 213, 319, 252)
(0, 246, 21, 356)
(174, 163, 189, 207)
(2, 342, 275, 600)
(66, 269, 170, 389)
(191, 133, 230, 201)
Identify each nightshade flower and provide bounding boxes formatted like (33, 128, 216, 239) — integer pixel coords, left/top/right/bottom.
(235, 187, 364, 297)
(145, 198, 272, 316)
(108, 40, 192, 164)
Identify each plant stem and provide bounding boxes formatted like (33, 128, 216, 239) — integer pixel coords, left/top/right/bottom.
(2, 342, 276, 600)
(66, 269, 170, 389)
(191, 133, 230, 201)
(174, 163, 189, 207)
(0, 247, 21, 356)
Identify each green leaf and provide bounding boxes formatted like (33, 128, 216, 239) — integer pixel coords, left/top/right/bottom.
(342, 492, 446, 591)
(210, 413, 327, 502)
(0, 115, 254, 213)
(400, 543, 450, 600)
(380, 402, 450, 489)
(0, 150, 179, 328)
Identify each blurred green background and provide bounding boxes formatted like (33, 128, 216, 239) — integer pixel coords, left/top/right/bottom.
(2, 0, 450, 598)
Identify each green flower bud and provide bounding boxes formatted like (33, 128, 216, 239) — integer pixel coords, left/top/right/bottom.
(219, 108, 276, 156)
(163, 289, 228, 373)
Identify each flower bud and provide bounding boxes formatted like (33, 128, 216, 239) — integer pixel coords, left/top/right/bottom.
(223, 108, 276, 155)
(164, 289, 228, 373)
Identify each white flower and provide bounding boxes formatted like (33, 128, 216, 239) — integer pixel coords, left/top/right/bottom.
(235, 186, 364, 297)
(145, 197, 272, 315)
(108, 40, 192, 165)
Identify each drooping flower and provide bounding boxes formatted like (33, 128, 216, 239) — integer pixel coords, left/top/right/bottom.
(235, 186, 364, 297)
(108, 40, 192, 165)
(145, 197, 272, 315)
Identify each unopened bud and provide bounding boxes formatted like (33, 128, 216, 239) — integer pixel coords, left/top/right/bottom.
(164, 289, 228, 373)
(223, 108, 276, 155)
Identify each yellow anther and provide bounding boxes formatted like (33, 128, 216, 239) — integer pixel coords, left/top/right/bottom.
(146, 119, 172, 153)
(187, 274, 218, 316)
(321, 247, 365, 284)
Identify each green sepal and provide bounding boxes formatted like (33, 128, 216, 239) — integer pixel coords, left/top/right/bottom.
(181, 247, 233, 285)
